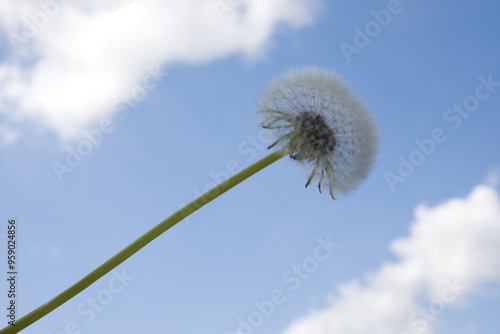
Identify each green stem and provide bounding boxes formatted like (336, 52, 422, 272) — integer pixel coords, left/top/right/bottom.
(1, 149, 285, 334)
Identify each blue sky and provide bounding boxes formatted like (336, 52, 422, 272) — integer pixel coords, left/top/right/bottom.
(1, 0, 500, 333)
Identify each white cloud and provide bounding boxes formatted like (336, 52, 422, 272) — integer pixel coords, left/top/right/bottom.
(281, 184, 500, 334)
(0, 0, 321, 143)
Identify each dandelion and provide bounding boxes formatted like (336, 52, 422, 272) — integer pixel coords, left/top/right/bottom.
(257, 67, 378, 199)
(5, 67, 378, 333)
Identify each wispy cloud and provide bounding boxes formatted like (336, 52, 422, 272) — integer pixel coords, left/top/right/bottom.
(0, 0, 320, 144)
(485, 166, 500, 187)
(281, 184, 500, 334)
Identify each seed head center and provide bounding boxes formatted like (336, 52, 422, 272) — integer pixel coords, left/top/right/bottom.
(296, 111, 336, 154)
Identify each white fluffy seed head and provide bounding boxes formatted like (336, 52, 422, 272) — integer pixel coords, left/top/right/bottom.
(256, 67, 378, 199)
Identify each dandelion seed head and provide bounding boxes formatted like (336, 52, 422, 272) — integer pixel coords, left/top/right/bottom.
(257, 67, 378, 199)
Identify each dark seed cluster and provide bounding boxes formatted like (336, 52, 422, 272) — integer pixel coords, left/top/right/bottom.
(296, 111, 336, 155)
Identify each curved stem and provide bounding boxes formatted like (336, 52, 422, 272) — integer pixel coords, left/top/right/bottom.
(0, 149, 285, 334)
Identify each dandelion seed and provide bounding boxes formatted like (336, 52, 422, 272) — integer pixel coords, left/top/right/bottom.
(257, 67, 378, 199)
